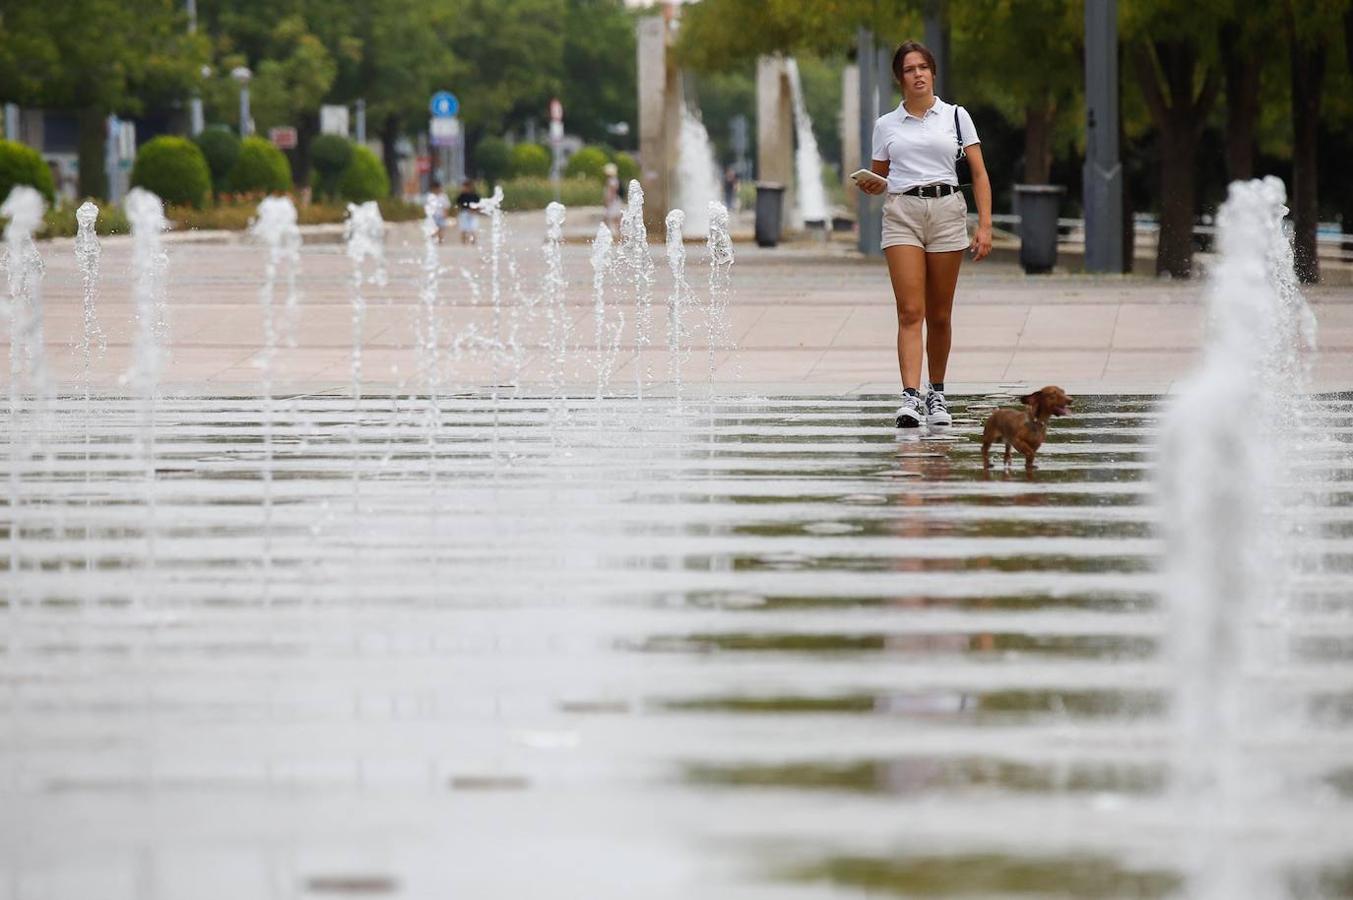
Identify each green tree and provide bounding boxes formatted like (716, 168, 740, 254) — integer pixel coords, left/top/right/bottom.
(130, 136, 212, 208)
(1123, 0, 1224, 279)
(475, 136, 512, 185)
(446, 0, 565, 147)
(1283, 0, 1349, 283)
(0, 0, 207, 198)
(952, 0, 1083, 185)
(561, 0, 637, 146)
(511, 143, 551, 178)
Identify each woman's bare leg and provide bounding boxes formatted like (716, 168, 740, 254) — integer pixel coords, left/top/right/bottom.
(884, 245, 927, 390)
(923, 249, 964, 385)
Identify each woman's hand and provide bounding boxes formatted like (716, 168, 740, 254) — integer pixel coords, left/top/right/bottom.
(858, 178, 887, 196)
(971, 224, 992, 261)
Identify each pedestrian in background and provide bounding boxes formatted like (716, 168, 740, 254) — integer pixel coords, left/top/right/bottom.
(455, 178, 482, 245)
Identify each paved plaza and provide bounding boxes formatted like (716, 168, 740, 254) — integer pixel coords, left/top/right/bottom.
(20, 208, 1353, 397)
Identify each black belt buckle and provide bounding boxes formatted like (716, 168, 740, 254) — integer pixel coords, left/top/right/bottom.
(909, 184, 949, 199)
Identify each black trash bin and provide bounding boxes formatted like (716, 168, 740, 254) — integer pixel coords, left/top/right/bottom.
(754, 182, 785, 248)
(1014, 184, 1066, 274)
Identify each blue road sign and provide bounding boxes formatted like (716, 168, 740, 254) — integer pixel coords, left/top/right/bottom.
(430, 91, 459, 118)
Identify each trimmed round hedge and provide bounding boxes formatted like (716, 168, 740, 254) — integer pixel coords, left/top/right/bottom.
(130, 136, 211, 208)
(612, 151, 639, 188)
(0, 139, 56, 207)
(337, 145, 389, 202)
(475, 137, 510, 185)
(227, 137, 292, 195)
(564, 146, 609, 181)
(509, 143, 551, 179)
(193, 126, 240, 195)
(309, 134, 353, 200)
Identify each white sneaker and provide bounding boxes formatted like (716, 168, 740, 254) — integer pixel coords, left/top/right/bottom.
(925, 388, 952, 426)
(895, 393, 924, 428)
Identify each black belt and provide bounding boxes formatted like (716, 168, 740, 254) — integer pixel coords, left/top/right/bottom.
(900, 184, 959, 198)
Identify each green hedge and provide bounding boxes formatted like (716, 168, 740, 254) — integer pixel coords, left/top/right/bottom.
(498, 176, 602, 211)
(309, 134, 353, 200)
(509, 143, 551, 179)
(227, 136, 292, 194)
(193, 126, 240, 196)
(475, 136, 511, 185)
(612, 151, 639, 187)
(565, 146, 610, 181)
(130, 136, 211, 208)
(337, 145, 389, 201)
(0, 139, 56, 207)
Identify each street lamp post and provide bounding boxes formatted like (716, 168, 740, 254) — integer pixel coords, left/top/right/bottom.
(231, 66, 253, 137)
(187, 0, 204, 135)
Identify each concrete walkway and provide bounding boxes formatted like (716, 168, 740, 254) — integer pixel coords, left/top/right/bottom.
(14, 214, 1353, 397)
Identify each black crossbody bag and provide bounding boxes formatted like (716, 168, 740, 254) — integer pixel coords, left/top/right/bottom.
(954, 106, 972, 191)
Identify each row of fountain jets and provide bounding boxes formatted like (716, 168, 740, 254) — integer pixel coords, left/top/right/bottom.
(1, 178, 738, 408)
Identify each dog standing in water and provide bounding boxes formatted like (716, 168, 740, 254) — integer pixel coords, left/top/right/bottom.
(981, 386, 1073, 469)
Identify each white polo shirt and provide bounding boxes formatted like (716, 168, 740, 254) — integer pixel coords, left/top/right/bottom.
(871, 96, 979, 193)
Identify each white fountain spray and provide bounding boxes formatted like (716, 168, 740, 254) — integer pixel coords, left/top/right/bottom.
(619, 180, 655, 399)
(418, 191, 444, 464)
(74, 201, 107, 397)
(1157, 177, 1318, 900)
(590, 223, 621, 399)
(345, 200, 386, 510)
(705, 201, 736, 385)
(250, 195, 300, 589)
(665, 209, 690, 399)
(124, 188, 169, 600)
(542, 202, 570, 404)
(3, 187, 49, 401)
(2, 186, 48, 600)
(676, 108, 722, 238)
(786, 58, 829, 227)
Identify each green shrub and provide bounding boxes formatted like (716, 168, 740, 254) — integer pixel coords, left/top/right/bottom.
(309, 134, 353, 200)
(227, 136, 292, 195)
(38, 200, 129, 238)
(193, 126, 240, 195)
(130, 136, 211, 208)
(564, 146, 609, 181)
(498, 176, 602, 211)
(0, 139, 56, 207)
(509, 143, 551, 179)
(475, 136, 511, 185)
(337, 145, 389, 201)
(611, 151, 639, 187)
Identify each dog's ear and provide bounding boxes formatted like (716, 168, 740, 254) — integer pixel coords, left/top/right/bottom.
(1019, 392, 1036, 407)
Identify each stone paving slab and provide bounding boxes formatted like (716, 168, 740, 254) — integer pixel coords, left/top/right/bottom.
(10, 216, 1352, 397)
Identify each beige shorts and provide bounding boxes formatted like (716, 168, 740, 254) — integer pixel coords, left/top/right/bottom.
(881, 190, 969, 252)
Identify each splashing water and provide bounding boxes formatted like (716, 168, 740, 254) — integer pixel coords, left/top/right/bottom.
(345, 200, 386, 509)
(124, 187, 169, 597)
(542, 201, 569, 402)
(590, 223, 621, 398)
(665, 209, 689, 397)
(251, 195, 302, 352)
(1156, 177, 1319, 899)
(74, 201, 106, 392)
(786, 58, 829, 226)
(3, 186, 49, 400)
(676, 108, 722, 238)
(125, 189, 169, 398)
(705, 201, 736, 384)
(418, 191, 444, 438)
(619, 180, 655, 399)
(250, 195, 301, 587)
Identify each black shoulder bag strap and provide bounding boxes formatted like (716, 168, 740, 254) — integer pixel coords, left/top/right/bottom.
(954, 106, 972, 190)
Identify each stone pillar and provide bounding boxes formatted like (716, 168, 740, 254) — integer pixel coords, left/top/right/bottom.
(756, 55, 795, 235)
(637, 14, 682, 233)
(841, 64, 860, 206)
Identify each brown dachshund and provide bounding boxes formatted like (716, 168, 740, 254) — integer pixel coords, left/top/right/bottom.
(981, 386, 1074, 469)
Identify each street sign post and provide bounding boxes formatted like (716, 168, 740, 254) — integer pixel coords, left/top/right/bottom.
(431, 91, 459, 119)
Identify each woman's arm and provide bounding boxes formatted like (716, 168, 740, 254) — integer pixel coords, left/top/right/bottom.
(964, 144, 992, 261)
(856, 158, 889, 195)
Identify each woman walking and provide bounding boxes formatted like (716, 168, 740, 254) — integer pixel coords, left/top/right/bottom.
(859, 40, 992, 428)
